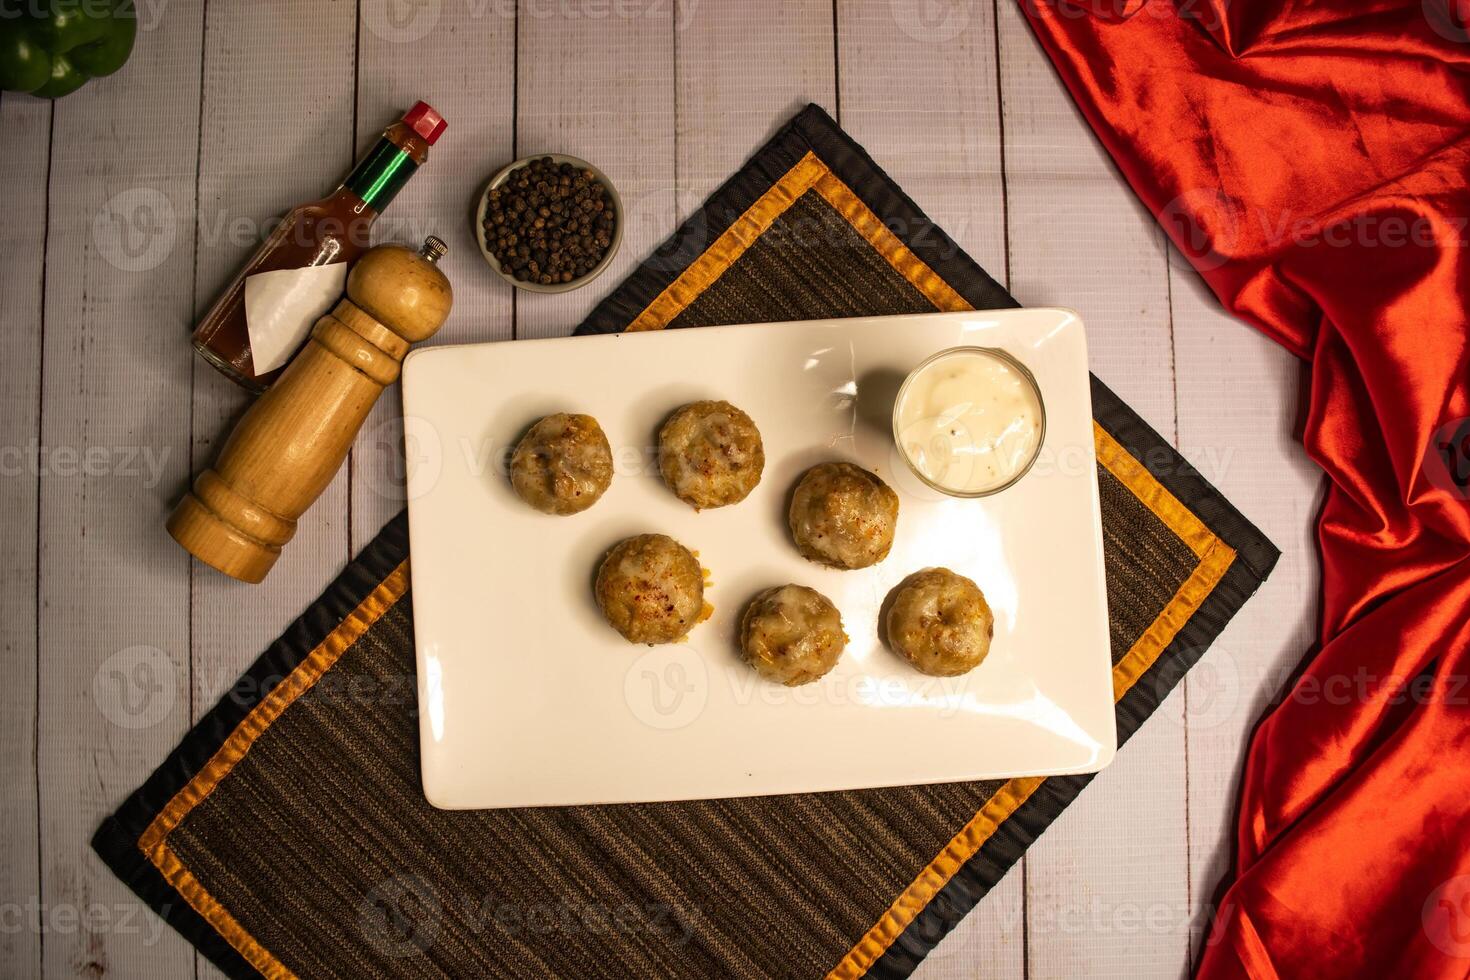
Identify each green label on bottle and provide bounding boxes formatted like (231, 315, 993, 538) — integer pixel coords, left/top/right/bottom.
(344, 138, 418, 211)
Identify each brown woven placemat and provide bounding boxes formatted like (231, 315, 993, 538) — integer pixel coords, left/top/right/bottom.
(95, 105, 1277, 980)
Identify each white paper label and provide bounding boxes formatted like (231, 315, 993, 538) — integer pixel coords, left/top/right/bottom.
(243, 263, 349, 375)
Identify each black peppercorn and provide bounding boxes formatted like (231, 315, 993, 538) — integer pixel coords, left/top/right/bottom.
(483, 157, 617, 285)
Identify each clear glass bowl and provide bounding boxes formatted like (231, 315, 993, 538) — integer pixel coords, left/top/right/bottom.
(891, 345, 1047, 498)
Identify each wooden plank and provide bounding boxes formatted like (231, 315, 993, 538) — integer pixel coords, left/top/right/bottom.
(186, 5, 359, 977)
(675, 0, 835, 216)
(835, 2, 1021, 975)
(838, 0, 1007, 279)
(0, 91, 49, 980)
(996, 2, 1189, 976)
(514, 0, 677, 340)
(189, 0, 358, 731)
(1170, 269, 1321, 963)
(349, 0, 518, 548)
(35, 5, 206, 977)
(996, 3, 1176, 437)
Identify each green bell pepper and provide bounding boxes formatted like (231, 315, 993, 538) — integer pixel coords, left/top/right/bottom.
(0, 0, 137, 98)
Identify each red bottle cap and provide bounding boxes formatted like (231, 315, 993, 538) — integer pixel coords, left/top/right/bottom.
(402, 101, 447, 145)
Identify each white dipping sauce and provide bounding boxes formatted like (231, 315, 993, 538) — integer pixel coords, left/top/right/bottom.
(895, 348, 1043, 495)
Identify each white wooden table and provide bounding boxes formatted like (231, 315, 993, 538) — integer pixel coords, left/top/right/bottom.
(0, 2, 1324, 977)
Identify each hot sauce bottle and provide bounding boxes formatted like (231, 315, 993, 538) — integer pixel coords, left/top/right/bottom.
(191, 101, 447, 390)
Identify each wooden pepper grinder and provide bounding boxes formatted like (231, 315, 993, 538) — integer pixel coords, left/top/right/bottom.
(168, 236, 453, 583)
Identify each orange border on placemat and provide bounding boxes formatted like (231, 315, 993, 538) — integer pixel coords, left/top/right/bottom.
(626, 151, 968, 331)
(137, 560, 411, 980)
(134, 152, 1239, 980)
(1095, 427, 1239, 702)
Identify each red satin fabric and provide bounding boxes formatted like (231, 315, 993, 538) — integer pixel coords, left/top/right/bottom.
(1017, 1, 1470, 975)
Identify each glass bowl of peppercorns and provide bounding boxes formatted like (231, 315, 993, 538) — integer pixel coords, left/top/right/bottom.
(475, 154, 622, 292)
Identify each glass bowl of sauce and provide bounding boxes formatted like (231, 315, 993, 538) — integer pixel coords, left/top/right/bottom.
(892, 346, 1046, 498)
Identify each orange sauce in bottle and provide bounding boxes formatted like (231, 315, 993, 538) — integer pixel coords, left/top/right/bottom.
(191, 102, 446, 390)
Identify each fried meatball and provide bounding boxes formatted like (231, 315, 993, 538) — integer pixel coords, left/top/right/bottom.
(510, 413, 614, 515)
(885, 568, 994, 677)
(658, 400, 765, 510)
(788, 462, 899, 569)
(740, 585, 848, 686)
(595, 534, 705, 645)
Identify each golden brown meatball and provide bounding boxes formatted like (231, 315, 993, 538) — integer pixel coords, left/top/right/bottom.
(595, 534, 705, 645)
(788, 462, 899, 569)
(885, 568, 994, 676)
(510, 413, 614, 515)
(658, 400, 764, 510)
(739, 585, 848, 686)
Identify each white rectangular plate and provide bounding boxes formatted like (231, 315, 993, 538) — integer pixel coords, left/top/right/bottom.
(403, 309, 1114, 809)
